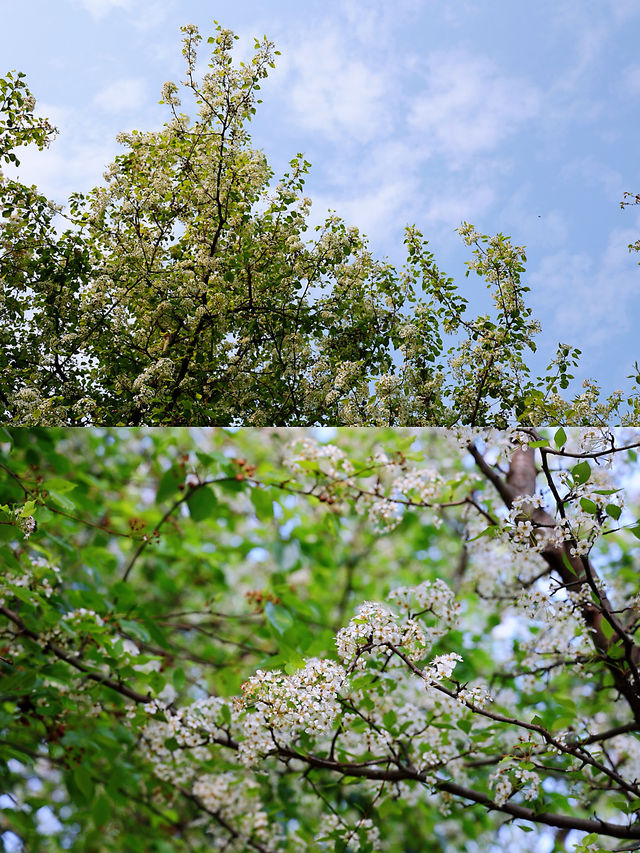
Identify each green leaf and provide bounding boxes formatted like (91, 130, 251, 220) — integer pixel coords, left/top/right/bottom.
(119, 619, 150, 643)
(73, 765, 94, 803)
(560, 551, 576, 575)
(601, 619, 615, 640)
(579, 498, 598, 514)
(187, 486, 218, 521)
(571, 461, 591, 485)
(156, 467, 182, 503)
(605, 504, 621, 520)
(92, 793, 111, 826)
(173, 668, 186, 691)
(17, 500, 37, 517)
(284, 656, 305, 674)
(48, 491, 75, 512)
(44, 477, 77, 495)
(264, 601, 294, 635)
(148, 671, 166, 694)
(250, 487, 274, 520)
(383, 710, 397, 730)
(9, 585, 40, 604)
(554, 427, 567, 448)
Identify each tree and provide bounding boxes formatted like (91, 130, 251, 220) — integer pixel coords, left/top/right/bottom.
(3, 426, 640, 851)
(1, 23, 639, 427)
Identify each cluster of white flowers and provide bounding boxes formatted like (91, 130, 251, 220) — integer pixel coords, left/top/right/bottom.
(132, 358, 175, 406)
(390, 466, 446, 507)
(61, 608, 105, 627)
(145, 694, 227, 740)
(237, 658, 346, 766)
(570, 428, 615, 454)
(456, 684, 492, 709)
(140, 696, 231, 783)
(513, 587, 592, 680)
(17, 513, 36, 539)
(141, 706, 280, 849)
(315, 813, 382, 851)
(366, 496, 404, 531)
(516, 588, 556, 620)
(489, 763, 540, 807)
(285, 233, 305, 253)
(314, 218, 355, 262)
(549, 463, 623, 552)
(423, 652, 463, 683)
(498, 493, 545, 552)
(335, 601, 428, 668)
(8, 387, 67, 426)
(325, 361, 366, 405)
(71, 397, 96, 421)
(286, 437, 354, 480)
(494, 458, 625, 562)
(192, 772, 277, 846)
(466, 525, 524, 598)
(160, 80, 181, 107)
(398, 322, 419, 347)
(388, 579, 461, 631)
(489, 767, 513, 806)
(0, 556, 61, 607)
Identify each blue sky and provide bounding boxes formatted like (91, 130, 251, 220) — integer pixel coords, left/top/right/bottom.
(3, 0, 640, 401)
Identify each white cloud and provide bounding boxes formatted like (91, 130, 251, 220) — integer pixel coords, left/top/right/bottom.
(421, 183, 495, 229)
(550, 0, 640, 95)
(316, 178, 417, 247)
(72, 0, 170, 28)
(560, 155, 623, 200)
(275, 30, 391, 144)
(94, 77, 147, 112)
(530, 215, 640, 360)
(5, 137, 119, 205)
(408, 50, 540, 161)
(341, 0, 423, 45)
(75, 0, 133, 18)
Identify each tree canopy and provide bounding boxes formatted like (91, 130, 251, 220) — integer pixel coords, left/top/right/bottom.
(1, 23, 639, 427)
(3, 426, 640, 851)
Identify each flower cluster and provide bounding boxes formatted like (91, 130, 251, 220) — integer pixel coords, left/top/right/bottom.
(423, 652, 463, 683)
(0, 555, 61, 606)
(192, 772, 278, 847)
(455, 684, 492, 709)
(286, 437, 355, 480)
(316, 813, 382, 852)
(18, 513, 36, 539)
(390, 466, 447, 507)
(131, 358, 175, 407)
(335, 601, 428, 667)
(237, 658, 346, 766)
(489, 763, 540, 806)
(61, 608, 105, 627)
(388, 578, 461, 631)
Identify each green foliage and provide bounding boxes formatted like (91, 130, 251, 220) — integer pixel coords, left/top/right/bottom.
(2, 427, 640, 850)
(1, 24, 639, 427)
